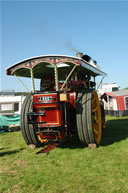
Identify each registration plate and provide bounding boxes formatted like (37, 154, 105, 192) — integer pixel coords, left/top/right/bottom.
(38, 96, 53, 102)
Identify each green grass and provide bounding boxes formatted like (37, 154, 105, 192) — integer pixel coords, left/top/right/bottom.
(0, 116, 128, 193)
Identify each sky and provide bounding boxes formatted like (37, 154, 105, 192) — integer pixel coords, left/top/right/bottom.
(1, 0, 128, 92)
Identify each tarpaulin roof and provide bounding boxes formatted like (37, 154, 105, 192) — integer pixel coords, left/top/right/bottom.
(0, 115, 20, 128)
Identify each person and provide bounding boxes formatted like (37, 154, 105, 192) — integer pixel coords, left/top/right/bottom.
(40, 74, 55, 91)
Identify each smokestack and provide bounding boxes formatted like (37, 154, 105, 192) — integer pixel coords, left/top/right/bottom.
(76, 52, 83, 58)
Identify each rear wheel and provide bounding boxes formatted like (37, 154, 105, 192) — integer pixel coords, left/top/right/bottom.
(76, 90, 102, 145)
(21, 94, 41, 147)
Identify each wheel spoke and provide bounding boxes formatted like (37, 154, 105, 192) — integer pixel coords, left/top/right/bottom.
(92, 107, 97, 112)
(92, 98, 96, 104)
(94, 129, 98, 135)
(95, 119, 99, 124)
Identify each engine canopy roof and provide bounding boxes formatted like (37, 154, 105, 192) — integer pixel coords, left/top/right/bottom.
(6, 55, 107, 80)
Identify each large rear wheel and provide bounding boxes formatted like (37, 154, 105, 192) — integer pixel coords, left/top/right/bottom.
(21, 94, 41, 147)
(76, 90, 102, 145)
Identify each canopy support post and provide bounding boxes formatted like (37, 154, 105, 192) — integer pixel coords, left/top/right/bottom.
(14, 74, 30, 92)
(94, 76, 96, 89)
(97, 77, 104, 91)
(61, 64, 77, 90)
(30, 68, 35, 93)
(54, 58, 59, 91)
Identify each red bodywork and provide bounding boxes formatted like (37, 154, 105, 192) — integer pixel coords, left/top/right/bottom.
(33, 93, 62, 127)
(29, 91, 76, 141)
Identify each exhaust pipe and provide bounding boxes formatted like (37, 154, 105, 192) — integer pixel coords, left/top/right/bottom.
(76, 52, 83, 58)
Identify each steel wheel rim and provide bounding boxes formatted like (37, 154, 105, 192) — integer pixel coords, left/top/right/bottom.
(92, 91, 102, 144)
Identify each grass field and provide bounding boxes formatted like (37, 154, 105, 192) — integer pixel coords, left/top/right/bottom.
(0, 115, 128, 193)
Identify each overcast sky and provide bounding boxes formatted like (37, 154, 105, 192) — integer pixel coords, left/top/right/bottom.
(1, 0, 128, 91)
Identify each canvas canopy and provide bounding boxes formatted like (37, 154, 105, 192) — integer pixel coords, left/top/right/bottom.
(6, 55, 107, 80)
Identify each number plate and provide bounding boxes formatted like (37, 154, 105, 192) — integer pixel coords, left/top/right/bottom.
(38, 96, 53, 102)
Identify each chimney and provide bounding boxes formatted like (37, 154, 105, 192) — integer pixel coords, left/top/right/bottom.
(76, 52, 83, 58)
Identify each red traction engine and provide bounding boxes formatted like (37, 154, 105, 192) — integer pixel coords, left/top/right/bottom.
(6, 53, 107, 147)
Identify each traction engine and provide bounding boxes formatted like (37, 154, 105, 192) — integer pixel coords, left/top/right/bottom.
(6, 53, 107, 147)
